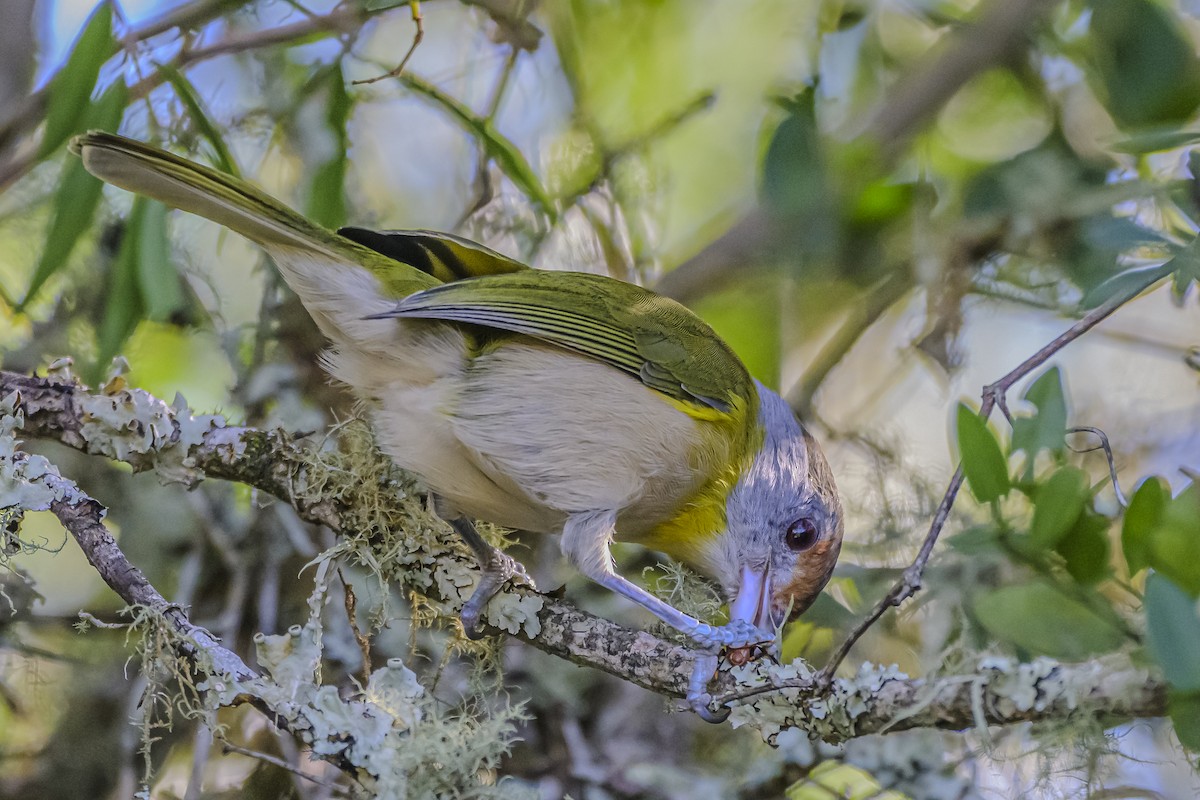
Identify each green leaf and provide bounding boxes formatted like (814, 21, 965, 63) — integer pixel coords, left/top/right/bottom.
(1088, 0, 1200, 129)
(1169, 691, 1200, 751)
(1110, 128, 1200, 155)
(159, 63, 241, 177)
(38, 2, 113, 159)
(760, 89, 838, 261)
(973, 582, 1124, 660)
(1080, 262, 1174, 309)
(1123, 477, 1167, 575)
(135, 200, 185, 321)
(690, 274, 782, 387)
(307, 65, 351, 230)
(947, 524, 1002, 555)
(19, 81, 127, 310)
(1148, 484, 1200, 596)
(1011, 367, 1068, 476)
(1028, 466, 1089, 548)
(1055, 510, 1111, 586)
(96, 197, 148, 376)
(956, 403, 1010, 503)
(1145, 573, 1200, 692)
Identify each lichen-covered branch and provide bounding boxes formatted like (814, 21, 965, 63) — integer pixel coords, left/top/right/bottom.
(0, 393, 521, 789)
(0, 368, 1170, 743)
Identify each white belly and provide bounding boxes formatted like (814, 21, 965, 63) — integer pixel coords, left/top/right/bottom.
(338, 328, 706, 535)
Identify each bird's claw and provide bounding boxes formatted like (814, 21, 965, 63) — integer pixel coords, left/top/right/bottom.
(459, 550, 532, 640)
(688, 618, 776, 651)
(686, 652, 731, 723)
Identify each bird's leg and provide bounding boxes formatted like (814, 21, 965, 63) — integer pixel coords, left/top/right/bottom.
(435, 500, 530, 639)
(561, 512, 776, 651)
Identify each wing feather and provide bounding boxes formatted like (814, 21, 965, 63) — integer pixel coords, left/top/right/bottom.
(375, 271, 754, 414)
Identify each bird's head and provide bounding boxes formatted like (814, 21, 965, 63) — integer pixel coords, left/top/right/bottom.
(705, 384, 843, 638)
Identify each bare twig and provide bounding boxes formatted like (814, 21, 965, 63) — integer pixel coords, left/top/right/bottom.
(32, 457, 255, 682)
(786, 272, 911, 416)
(1068, 426, 1128, 507)
(222, 741, 338, 791)
(338, 569, 373, 687)
(0, 4, 374, 192)
(351, 1, 424, 86)
(817, 280, 1162, 685)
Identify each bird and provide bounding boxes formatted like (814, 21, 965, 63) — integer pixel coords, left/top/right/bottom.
(72, 131, 843, 720)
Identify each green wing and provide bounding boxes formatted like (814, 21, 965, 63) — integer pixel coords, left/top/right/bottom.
(339, 227, 528, 282)
(376, 271, 755, 414)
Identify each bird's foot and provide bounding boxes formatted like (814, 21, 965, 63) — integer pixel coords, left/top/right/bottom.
(459, 548, 532, 640)
(687, 652, 730, 723)
(685, 618, 776, 652)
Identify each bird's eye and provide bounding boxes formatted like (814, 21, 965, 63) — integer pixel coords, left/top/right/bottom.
(785, 518, 820, 552)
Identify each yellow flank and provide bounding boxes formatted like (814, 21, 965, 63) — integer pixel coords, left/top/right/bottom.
(639, 398, 762, 566)
(662, 393, 735, 422)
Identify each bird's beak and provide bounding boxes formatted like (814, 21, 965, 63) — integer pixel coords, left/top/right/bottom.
(728, 564, 783, 635)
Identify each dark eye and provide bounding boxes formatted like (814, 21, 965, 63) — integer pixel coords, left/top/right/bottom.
(785, 518, 819, 552)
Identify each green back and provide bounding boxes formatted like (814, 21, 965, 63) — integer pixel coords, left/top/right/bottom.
(382, 270, 755, 414)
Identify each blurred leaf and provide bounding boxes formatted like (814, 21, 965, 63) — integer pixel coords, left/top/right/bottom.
(1055, 510, 1110, 585)
(947, 524, 1002, 555)
(957, 403, 1010, 503)
(1011, 367, 1067, 468)
(307, 65, 351, 230)
(1169, 692, 1200, 751)
(19, 82, 127, 310)
(97, 198, 148, 375)
(761, 89, 838, 261)
(37, 2, 113, 159)
(1028, 467, 1088, 548)
(1145, 573, 1200, 692)
(1123, 477, 1168, 575)
(159, 63, 241, 177)
(135, 200, 185, 321)
(796, 592, 856, 629)
(1111, 128, 1200, 154)
(1080, 215, 1166, 252)
(1080, 262, 1174, 309)
(1088, 0, 1200, 129)
(788, 762, 907, 800)
(1169, 239, 1200, 302)
(691, 275, 781, 386)
(973, 582, 1123, 659)
(1148, 484, 1200, 596)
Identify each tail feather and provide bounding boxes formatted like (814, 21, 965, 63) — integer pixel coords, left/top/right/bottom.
(71, 132, 438, 299)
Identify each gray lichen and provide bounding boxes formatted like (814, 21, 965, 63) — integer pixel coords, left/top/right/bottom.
(76, 382, 226, 486)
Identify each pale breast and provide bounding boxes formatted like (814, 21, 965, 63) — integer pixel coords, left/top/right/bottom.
(449, 340, 711, 536)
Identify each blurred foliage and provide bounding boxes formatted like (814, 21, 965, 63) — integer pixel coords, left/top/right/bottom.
(0, 0, 1198, 798)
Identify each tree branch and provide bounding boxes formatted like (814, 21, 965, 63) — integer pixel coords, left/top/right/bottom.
(0, 367, 1170, 742)
(817, 279, 1163, 684)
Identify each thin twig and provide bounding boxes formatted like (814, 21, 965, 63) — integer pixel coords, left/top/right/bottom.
(222, 741, 339, 790)
(1067, 426, 1128, 507)
(817, 280, 1162, 685)
(338, 569, 373, 687)
(351, 1, 424, 86)
(0, 5, 374, 192)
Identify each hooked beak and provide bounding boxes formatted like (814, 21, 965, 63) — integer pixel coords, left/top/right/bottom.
(728, 564, 784, 636)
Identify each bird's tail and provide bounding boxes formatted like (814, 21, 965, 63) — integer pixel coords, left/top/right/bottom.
(74, 132, 352, 256)
(72, 131, 440, 347)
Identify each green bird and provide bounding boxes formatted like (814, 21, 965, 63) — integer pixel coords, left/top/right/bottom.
(73, 132, 843, 720)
